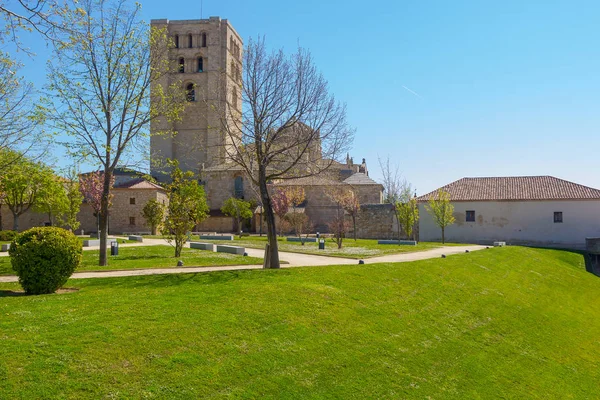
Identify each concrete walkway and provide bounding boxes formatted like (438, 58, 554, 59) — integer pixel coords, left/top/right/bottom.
(0, 244, 486, 283)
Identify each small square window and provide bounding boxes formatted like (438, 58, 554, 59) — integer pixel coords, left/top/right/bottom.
(130, 197, 136, 205)
(554, 212, 563, 223)
(129, 217, 136, 226)
(466, 210, 475, 222)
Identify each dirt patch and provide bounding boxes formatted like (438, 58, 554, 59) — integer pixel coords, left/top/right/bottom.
(0, 287, 80, 297)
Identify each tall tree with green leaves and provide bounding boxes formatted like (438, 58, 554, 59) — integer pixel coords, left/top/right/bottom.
(0, 153, 53, 230)
(394, 195, 419, 241)
(425, 189, 455, 244)
(162, 165, 209, 258)
(221, 197, 253, 236)
(43, 0, 186, 266)
(59, 168, 83, 232)
(34, 173, 69, 226)
(142, 199, 165, 235)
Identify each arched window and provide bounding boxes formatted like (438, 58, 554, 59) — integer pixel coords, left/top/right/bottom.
(232, 87, 238, 109)
(178, 57, 185, 73)
(186, 83, 195, 102)
(174, 35, 179, 48)
(236, 65, 241, 82)
(234, 176, 244, 198)
(188, 34, 193, 48)
(202, 32, 207, 47)
(231, 60, 235, 77)
(197, 57, 203, 73)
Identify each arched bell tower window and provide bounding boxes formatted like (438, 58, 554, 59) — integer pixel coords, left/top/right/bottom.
(188, 34, 193, 48)
(234, 176, 244, 198)
(178, 57, 185, 73)
(174, 35, 179, 48)
(202, 32, 207, 47)
(197, 57, 203, 73)
(186, 83, 195, 102)
(232, 87, 238, 109)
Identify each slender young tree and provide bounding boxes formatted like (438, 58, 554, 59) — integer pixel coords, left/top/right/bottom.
(142, 199, 165, 235)
(33, 173, 69, 226)
(214, 37, 354, 268)
(425, 189, 455, 244)
(60, 168, 83, 232)
(221, 197, 253, 236)
(394, 193, 419, 241)
(44, 0, 185, 266)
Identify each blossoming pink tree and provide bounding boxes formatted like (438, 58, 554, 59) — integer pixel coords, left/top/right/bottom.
(79, 171, 114, 234)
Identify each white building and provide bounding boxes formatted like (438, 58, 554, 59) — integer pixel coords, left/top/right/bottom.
(417, 176, 600, 248)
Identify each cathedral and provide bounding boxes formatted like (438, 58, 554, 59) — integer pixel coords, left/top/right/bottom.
(149, 16, 383, 233)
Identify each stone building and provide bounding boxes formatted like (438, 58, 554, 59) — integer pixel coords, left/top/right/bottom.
(148, 16, 384, 234)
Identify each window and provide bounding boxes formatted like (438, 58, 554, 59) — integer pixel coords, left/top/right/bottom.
(202, 32, 207, 47)
(129, 217, 136, 226)
(186, 83, 195, 101)
(232, 87, 238, 109)
(234, 176, 244, 198)
(554, 212, 563, 223)
(174, 35, 179, 48)
(129, 197, 135, 205)
(178, 57, 185, 73)
(188, 34, 193, 48)
(466, 210, 475, 222)
(197, 57, 203, 73)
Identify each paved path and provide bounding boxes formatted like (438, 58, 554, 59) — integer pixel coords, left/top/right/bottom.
(0, 244, 486, 283)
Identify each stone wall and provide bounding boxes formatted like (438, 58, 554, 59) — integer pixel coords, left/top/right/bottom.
(197, 216, 235, 233)
(349, 203, 403, 240)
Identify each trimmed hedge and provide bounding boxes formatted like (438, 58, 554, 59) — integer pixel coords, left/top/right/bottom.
(0, 230, 17, 241)
(9, 227, 82, 294)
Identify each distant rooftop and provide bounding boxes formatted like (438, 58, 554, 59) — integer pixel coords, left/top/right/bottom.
(417, 176, 600, 202)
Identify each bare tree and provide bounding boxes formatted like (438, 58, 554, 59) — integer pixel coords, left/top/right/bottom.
(378, 155, 409, 204)
(44, 0, 185, 266)
(215, 37, 354, 269)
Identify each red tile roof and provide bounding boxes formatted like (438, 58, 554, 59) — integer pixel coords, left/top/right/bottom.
(113, 178, 165, 190)
(417, 176, 600, 202)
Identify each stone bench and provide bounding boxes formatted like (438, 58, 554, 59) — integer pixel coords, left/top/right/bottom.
(128, 235, 143, 242)
(286, 237, 318, 243)
(190, 242, 215, 251)
(216, 245, 245, 255)
(82, 239, 118, 247)
(1, 243, 10, 252)
(377, 240, 417, 246)
(493, 241, 506, 247)
(199, 235, 234, 241)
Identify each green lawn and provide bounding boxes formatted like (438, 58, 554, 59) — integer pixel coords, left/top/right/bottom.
(198, 235, 460, 259)
(0, 245, 262, 275)
(1, 246, 599, 398)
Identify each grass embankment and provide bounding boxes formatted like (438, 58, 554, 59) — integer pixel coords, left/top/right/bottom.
(0, 245, 262, 275)
(1, 246, 599, 398)
(196, 235, 460, 259)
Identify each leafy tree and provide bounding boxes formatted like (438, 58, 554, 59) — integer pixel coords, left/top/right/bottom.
(43, 0, 186, 266)
(394, 195, 419, 241)
(337, 188, 360, 240)
(221, 197, 253, 236)
(142, 199, 165, 235)
(425, 189, 455, 244)
(162, 165, 209, 258)
(0, 153, 53, 230)
(271, 188, 289, 236)
(34, 173, 69, 226)
(59, 168, 83, 232)
(79, 170, 114, 235)
(216, 37, 354, 269)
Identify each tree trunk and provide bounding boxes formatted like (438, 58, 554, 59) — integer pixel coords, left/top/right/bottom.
(12, 212, 18, 231)
(98, 169, 113, 267)
(353, 215, 357, 241)
(152, 225, 157, 235)
(175, 238, 183, 258)
(259, 168, 279, 269)
(0, 206, 3, 231)
(441, 227, 445, 244)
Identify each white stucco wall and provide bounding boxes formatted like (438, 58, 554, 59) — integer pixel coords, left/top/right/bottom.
(418, 200, 600, 248)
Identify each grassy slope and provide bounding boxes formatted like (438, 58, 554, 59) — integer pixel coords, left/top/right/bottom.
(1, 247, 599, 398)
(0, 245, 262, 275)
(198, 235, 460, 259)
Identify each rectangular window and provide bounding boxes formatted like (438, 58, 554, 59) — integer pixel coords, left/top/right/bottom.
(554, 212, 563, 223)
(466, 210, 475, 222)
(129, 217, 136, 226)
(130, 197, 135, 205)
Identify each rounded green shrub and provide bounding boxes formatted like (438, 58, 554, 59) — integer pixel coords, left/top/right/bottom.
(0, 230, 17, 241)
(9, 227, 82, 294)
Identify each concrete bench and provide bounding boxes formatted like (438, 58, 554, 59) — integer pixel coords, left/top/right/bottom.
(1, 243, 10, 252)
(377, 240, 417, 246)
(82, 239, 118, 247)
(190, 242, 215, 251)
(128, 235, 143, 242)
(493, 241, 506, 247)
(199, 235, 234, 241)
(286, 237, 318, 243)
(216, 245, 245, 255)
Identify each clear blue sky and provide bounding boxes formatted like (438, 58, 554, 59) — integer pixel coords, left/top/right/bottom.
(13, 0, 600, 195)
